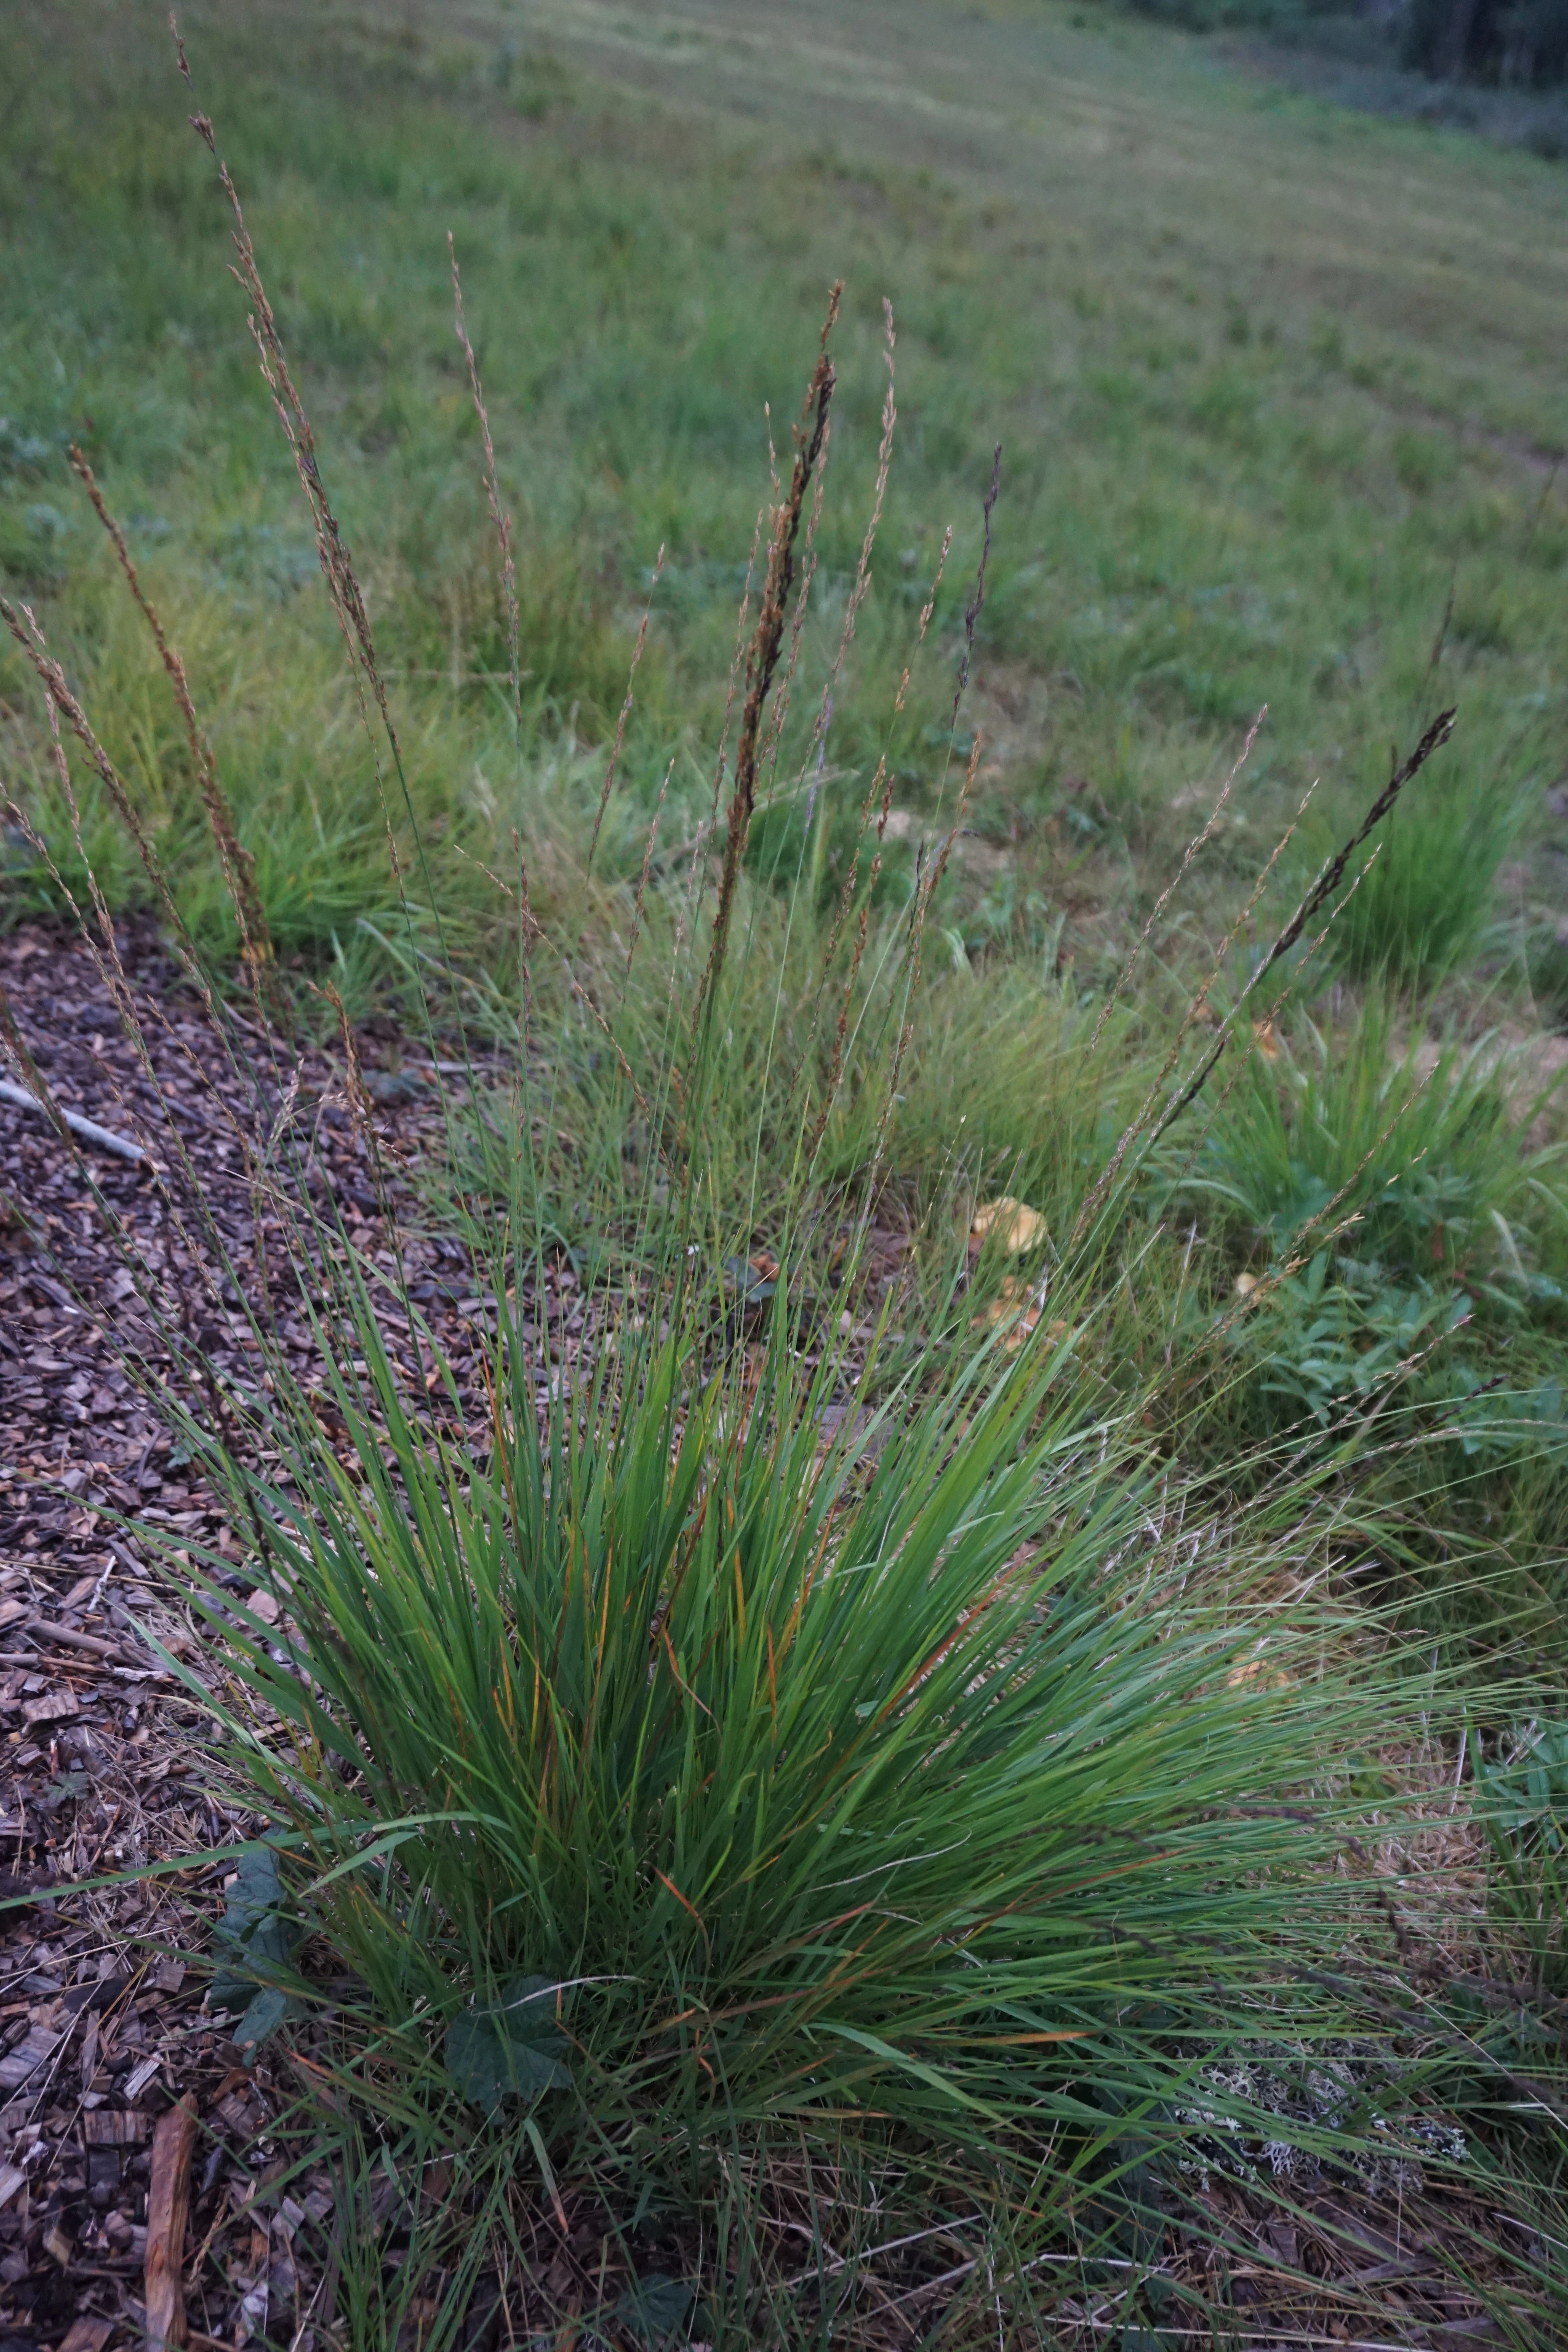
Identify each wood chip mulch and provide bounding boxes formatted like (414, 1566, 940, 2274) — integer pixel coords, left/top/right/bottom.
(0, 917, 508, 2349)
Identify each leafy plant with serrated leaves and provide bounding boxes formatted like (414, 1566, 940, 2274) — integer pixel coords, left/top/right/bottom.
(1229, 1251, 1470, 1434)
(1157, 995, 1565, 1299)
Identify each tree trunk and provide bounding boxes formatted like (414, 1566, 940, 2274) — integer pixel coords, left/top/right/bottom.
(1440, 0, 1484, 77)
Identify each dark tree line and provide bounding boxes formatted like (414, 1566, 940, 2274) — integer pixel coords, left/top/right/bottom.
(1121, 0, 1568, 83)
(1404, 0, 1568, 80)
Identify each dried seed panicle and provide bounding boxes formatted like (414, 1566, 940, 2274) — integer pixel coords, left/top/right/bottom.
(690, 288, 842, 1044)
(949, 444, 1002, 736)
(67, 446, 281, 1019)
(450, 233, 523, 751)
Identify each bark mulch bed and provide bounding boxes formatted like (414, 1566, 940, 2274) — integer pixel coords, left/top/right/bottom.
(0, 916, 499, 2350)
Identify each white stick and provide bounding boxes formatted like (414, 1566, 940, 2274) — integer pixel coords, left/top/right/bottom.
(0, 1076, 147, 1163)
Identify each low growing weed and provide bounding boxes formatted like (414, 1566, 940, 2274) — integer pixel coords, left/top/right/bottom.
(1159, 998, 1568, 1442)
(1163, 997, 1558, 1288)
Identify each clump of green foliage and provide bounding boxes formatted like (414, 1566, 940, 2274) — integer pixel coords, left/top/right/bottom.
(1158, 998, 1567, 1447)
(1316, 762, 1521, 992)
(1475, 1719, 1568, 1999)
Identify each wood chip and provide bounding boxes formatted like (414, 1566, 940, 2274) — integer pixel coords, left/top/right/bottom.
(0, 2022, 60, 2090)
(21, 1686, 80, 1724)
(58, 2322, 117, 2352)
(84, 2107, 150, 2144)
(124, 2051, 162, 2100)
(145, 2091, 199, 2352)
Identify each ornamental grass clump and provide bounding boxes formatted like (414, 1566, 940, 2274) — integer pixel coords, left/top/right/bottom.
(174, 1255, 1394, 2171)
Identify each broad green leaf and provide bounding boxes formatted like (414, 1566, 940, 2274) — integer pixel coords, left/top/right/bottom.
(447, 1976, 572, 2114)
(232, 1985, 293, 2054)
(211, 1843, 296, 2011)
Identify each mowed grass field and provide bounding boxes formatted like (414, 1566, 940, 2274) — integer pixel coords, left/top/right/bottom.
(7, 0, 1568, 928)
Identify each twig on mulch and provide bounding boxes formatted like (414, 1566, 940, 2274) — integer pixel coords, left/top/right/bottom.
(0, 1078, 148, 1165)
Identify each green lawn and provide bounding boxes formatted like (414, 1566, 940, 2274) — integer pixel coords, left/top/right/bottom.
(6, 0, 1568, 931)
